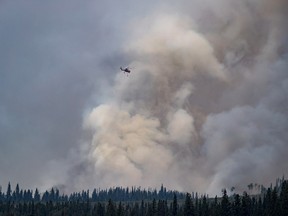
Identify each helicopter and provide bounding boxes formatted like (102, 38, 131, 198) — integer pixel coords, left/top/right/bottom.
(120, 67, 131, 74)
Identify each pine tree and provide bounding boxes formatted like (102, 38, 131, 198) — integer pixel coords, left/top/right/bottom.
(96, 202, 105, 216)
(184, 193, 194, 216)
(107, 199, 116, 216)
(280, 180, 288, 216)
(201, 195, 209, 216)
(241, 192, 251, 216)
(221, 189, 230, 216)
(264, 187, 272, 216)
(50, 188, 55, 201)
(271, 187, 280, 216)
(15, 183, 20, 201)
(195, 194, 199, 216)
(152, 198, 157, 216)
(140, 200, 145, 216)
(92, 189, 97, 201)
(157, 200, 167, 216)
(232, 194, 241, 216)
(210, 196, 220, 216)
(172, 193, 178, 216)
(6, 182, 12, 200)
(117, 202, 124, 216)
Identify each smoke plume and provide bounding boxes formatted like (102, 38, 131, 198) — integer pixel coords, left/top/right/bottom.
(44, 0, 288, 195)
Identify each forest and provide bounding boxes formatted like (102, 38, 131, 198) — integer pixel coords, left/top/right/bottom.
(0, 178, 287, 216)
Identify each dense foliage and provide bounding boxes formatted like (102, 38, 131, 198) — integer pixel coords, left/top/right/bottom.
(0, 179, 287, 215)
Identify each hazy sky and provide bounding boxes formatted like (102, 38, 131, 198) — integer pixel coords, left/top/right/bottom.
(1, 0, 288, 195)
(0, 0, 147, 188)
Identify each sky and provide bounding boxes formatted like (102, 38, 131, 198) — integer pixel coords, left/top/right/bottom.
(0, 0, 288, 195)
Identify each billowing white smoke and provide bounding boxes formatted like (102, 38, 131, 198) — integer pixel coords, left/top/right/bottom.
(44, 0, 288, 195)
(83, 13, 228, 192)
(83, 0, 288, 195)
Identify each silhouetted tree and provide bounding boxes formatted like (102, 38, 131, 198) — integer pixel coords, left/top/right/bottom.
(172, 193, 178, 216)
(201, 195, 209, 216)
(221, 189, 230, 216)
(34, 188, 40, 202)
(15, 183, 20, 201)
(107, 199, 116, 216)
(184, 193, 194, 216)
(232, 194, 241, 216)
(6, 182, 11, 200)
(280, 180, 288, 216)
(241, 192, 252, 216)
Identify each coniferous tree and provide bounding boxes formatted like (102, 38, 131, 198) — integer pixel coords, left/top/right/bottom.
(19, 189, 23, 201)
(221, 189, 230, 216)
(201, 195, 209, 216)
(133, 202, 140, 216)
(15, 183, 20, 201)
(42, 190, 50, 202)
(195, 194, 199, 216)
(255, 197, 263, 216)
(34, 189, 40, 202)
(55, 188, 60, 201)
(27, 189, 33, 201)
(0, 185, 2, 201)
(280, 180, 288, 216)
(50, 188, 55, 201)
(117, 202, 124, 216)
(107, 199, 116, 216)
(172, 193, 178, 216)
(97, 202, 105, 216)
(12, 190, 16, 202)
(157, 200, 167, 216)
(140, 200, 145, 216)
(184, 193, 194, 216)
(241, 192, 251, 216)
(92, 189, 97, 201)
(31, 201, 35, 216)
(263, 187, 272, 216)
(6, 182, 12, 200)
(271, 187, 280, 216)
(147, 202, 153, 216)
(232, 194, 241, 216)
(210, 196, 220, 216)
(152, 198, 157, 216)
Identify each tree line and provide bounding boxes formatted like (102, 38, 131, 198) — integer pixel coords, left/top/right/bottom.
(0, 179, 287, 215)
(0, 183, 187, 203)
